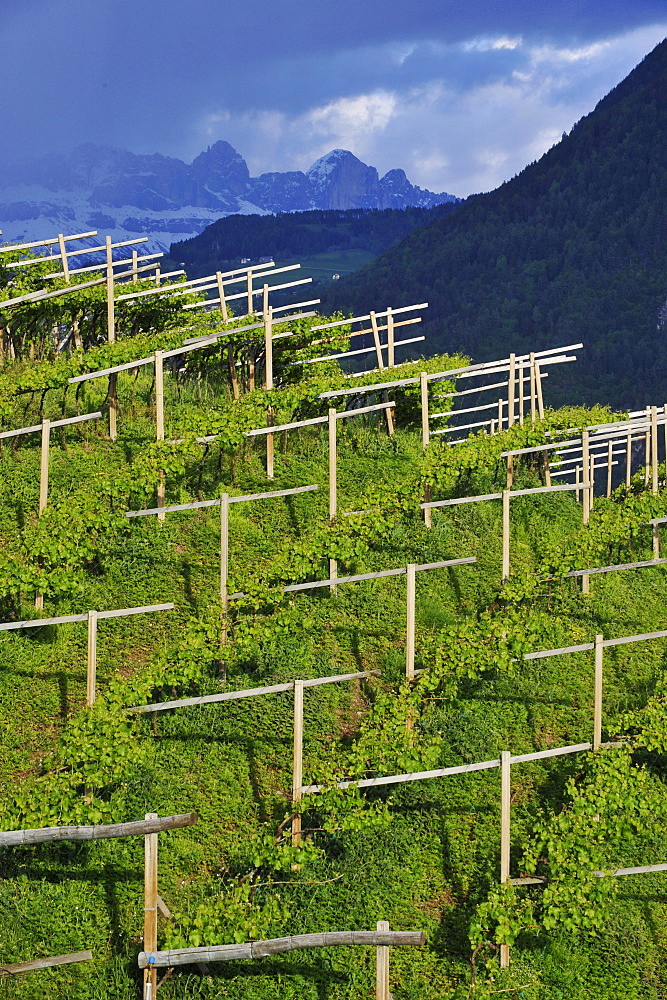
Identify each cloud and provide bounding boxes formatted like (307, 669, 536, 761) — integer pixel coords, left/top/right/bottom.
(192, 22, 667, 196)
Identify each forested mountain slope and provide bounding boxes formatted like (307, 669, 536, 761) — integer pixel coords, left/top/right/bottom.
(170, 204, 460, 278)
(324, 38, 667, 409)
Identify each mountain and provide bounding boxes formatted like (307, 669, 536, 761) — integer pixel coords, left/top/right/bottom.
(0, 142, 456, 255)
(323, 39, 667, 410)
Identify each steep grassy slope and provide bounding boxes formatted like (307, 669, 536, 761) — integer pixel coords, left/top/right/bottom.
(1, 361, 667, 1000)
(324, 39, 667, 410)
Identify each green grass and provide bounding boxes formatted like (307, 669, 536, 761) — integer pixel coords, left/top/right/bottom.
(1, 368, 667, 998)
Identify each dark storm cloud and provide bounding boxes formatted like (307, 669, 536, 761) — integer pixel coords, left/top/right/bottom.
(1, 0, 666, 194)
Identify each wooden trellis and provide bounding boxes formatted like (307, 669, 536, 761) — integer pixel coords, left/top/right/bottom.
(126, 484, 319, 614)
(421, 481, 590, 581)
(0, 811, 197, 996)
(0, 602, 174, 705)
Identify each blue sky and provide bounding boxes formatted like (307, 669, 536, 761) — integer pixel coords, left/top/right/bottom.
(3, 0, 666, 196)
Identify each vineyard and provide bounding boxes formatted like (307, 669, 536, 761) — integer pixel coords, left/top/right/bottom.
(1, 231, 667, 1000)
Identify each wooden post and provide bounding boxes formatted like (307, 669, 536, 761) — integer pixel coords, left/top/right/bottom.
(606, 441, 613, 498)
(155, 351, 165, 520)
(588, 453, 595, 515)
(506, 455, 513, 491)
(57, 233, 70, 283)
(507, 354, 516, 428)
(154, 264, 161, 287)
(529, 353, 536, 422)
(652, 406, 659, 494)
(220, 493, 229, 614)
(143, 812, 158, 1000)
(406, 563, 416, 679)
(575, 463, 582, 503)
(266, 408, 275, 480)
(593, 634, 603, 751)
(644, 424, 650, 487)
(292, 679, 304, 845)
(653, 522, 660, 560)
(518, 361, 524, 426)
(369, 311, 385, 370)
(582, 432, 590, 525)
(246, 271, 253, 315)
(500, 751, 511, 968)
(328, 409, 337, 587)
(534, 361, 545, 419)
(86, 610, 98, 707)
(132, 250, 139, 282)
(106, 241, 118, 440)
(263, 283, 269, 319)
(39, 418, 50, 515)
(498, 398, 503, 431)
(264, 301, 273, 389)
(502, 489, 510, 582)
(216, 271, 229, 322)
(105, 237, 115, 343)
(544, 451, 551, 487)
(265, 306, 274, 479)
(387, 309, 395, 368)
(420, 372, 430, 449)
(423, 484, 432, 529)
(626, 433, 632, 490)
(376, 920, 390, 1000)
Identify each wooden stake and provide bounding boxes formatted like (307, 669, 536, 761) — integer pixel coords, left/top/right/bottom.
(106, 235, 118, 442)
(376, 920, 390, 1000)
(132, 250, 139, 282)
(216, 271, 229, 322)
(266, 408, 274, 480)
(420, 372, 430, 449)
(369, 311, 385, 370)
(86, 610, 98, 707)
(652, 406, 659, 494)
(57, 233, 70, 283)
(108, 373, 118, 442)
(529, 353, 536, 421)
(606, 441, 613, 497)
(518, 361, 524, 426)
(534, 361, 545, 419)
(589, 452, 595, 515)
(582, 432, 590, 525)
(387, 309, 395, 368)
(220, 493, 229, 614)
(626, 433, 632, 490)
(500, 751, 511, 968)
(246, 272, 253, 315)
(143, 812, 158, 1000)
(645, 425, 650, 487)
(653, 523, 660, 560)
(154, 264, 161, 287)
(544, 452, 551, 487)
(406, 563, 416, 679)
(506, 454, 514, 490)
(507, 354, 516, 428)
(292, 679, 304, 845)
(155, 351, 165, 520)
(498, 398, 504, 431)
(39, 418, 50, 515)
(502, 489, 510, 582)
(593, 634, 603, 751)
(423, 483, 432, 529)
(328, 409, 337, 587)
(264, 301, 273, 389)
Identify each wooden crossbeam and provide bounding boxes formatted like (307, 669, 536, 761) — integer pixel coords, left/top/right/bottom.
(0, 812, 197, 847)
(0, 951, 93, 976)
(301, 741, 591, 794)
(139, 930, 425, 969)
